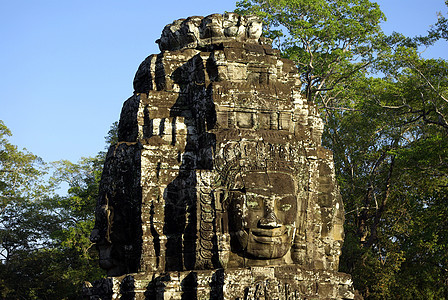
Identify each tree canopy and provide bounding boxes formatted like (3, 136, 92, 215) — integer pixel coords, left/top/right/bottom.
(1, 1, 447, 298)
(0, 121, 109, 299)
(237, 0, 448, 298)
(235, 0, 385, 105)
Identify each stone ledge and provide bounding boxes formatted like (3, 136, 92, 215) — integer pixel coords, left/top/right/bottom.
(84, 266, 354, 300)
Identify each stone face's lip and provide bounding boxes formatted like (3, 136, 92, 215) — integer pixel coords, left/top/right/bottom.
(252, 235, 283, 244)
(250, 226, 287, 237)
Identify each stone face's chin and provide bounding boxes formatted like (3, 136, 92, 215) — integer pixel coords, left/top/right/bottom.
(237, 226, 294, 259)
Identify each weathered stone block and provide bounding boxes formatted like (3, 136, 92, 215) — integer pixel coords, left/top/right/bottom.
(86, 13, 354, 300)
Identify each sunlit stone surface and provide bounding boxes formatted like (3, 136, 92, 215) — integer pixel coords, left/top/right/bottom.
(84, 13, 355, 300)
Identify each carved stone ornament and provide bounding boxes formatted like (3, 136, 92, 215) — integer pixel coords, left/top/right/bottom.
(84, 13, 355, 300)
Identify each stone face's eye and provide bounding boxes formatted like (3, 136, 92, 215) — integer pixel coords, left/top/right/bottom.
(230, 184, 246, 194)
(281, 204, 292, 211)
(247, 200, 260, 209)
(245, 194, 262, 210)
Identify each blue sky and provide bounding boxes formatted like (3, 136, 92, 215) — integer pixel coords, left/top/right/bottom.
(1, 0, 447, 164)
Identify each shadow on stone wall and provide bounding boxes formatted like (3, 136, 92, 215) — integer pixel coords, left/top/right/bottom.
(162, 52, 217, 271)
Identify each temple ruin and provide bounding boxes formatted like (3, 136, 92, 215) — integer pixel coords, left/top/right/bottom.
(84, 13, 355, 299)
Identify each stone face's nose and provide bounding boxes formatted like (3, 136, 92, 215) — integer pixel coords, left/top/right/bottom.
(259, 209, 282, 228)
(258, 197, 282, 228)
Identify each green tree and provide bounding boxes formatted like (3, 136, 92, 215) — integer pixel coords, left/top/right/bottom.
(0, 120, 55, 264)
(235, 0, 385, 105)
(0, 121, 117, 299)
(325, 24, 448, 300)
(48, 155, 106, 297)
(0, 120, 66, 298)
(417, 0, 448, 46)
(236, 1, 448, 298)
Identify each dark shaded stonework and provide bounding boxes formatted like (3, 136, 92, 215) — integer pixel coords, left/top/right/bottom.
(84, 13, 355, 299)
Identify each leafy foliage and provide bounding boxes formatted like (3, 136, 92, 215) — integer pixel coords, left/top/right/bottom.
(417, 0, 448, 46)
(237, 0, 448, 298)
(235, 0, 385, 104)
(0, 1, 447, 299)
(0, 121, 111, 299)
(330, 69, 448, 298)
(0, 120, 55, 263)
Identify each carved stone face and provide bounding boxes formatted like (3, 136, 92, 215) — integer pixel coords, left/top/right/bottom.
(246, 16, 262, 39)
(181, 16, 202, 46)
(223, 12, 240, 37)
(229, 171, 297, 259)
(201, 14, 224, 38)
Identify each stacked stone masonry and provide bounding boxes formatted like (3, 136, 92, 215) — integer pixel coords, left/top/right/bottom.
(85, 13, 355, 300)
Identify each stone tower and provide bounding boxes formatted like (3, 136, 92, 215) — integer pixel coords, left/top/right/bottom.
(85, 13, 355, 299)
